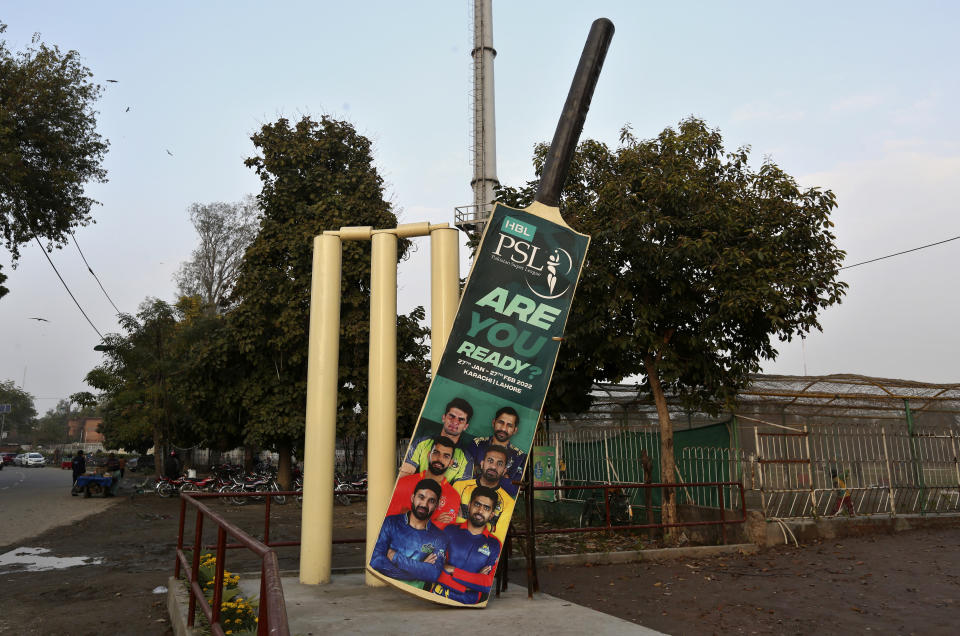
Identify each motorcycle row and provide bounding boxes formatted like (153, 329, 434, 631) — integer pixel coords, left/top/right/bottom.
(150, 462, 367, 506)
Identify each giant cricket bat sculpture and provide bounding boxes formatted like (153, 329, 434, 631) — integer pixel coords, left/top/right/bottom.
(367, 18, 615, 607)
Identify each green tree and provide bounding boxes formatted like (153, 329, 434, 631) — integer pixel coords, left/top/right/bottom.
(32, 398, 84, 446)
(229, 115, 429, 486)
(84, 299, 189, 465)
(166, 296, 248, 457)
(0, 379, 36, 442)
(0, 24, 108, 299)
(499, 118, 846, 529)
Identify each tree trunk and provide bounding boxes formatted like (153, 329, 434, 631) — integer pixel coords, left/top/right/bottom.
(640, 449, 655, 539)
(277, 439, 292, 490)
(644, 354, 677, 538)
(153, 422, 163, 479)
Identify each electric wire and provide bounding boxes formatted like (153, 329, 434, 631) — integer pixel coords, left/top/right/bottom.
(69, 230, 122, 314)
(30, 234, 104, 339)
(841, 235, 960, 270)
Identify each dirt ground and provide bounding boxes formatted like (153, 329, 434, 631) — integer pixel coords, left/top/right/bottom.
(1, 482, 958, 635)
(0, 485, 362, 636)
(519, 526, 960, 635)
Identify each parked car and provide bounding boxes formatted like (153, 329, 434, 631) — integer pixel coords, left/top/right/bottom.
(0, 452, 15, 465)
(25, 452, 46, 467)
(14, 453, 27, 466)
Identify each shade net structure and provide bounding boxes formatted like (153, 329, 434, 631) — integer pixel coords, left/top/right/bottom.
(535, 375, 960, 521)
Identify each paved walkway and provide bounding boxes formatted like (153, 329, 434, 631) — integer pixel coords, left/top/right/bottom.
(170, 572, 667, 635)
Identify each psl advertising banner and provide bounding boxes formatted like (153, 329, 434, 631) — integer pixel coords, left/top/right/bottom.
(532, 445, 558, 502)
(366, 202, 589, 606)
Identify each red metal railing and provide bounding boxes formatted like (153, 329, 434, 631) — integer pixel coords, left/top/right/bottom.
(174, 492, 291, 636)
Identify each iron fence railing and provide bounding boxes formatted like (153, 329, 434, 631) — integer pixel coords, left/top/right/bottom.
(754, 424, 960, 519)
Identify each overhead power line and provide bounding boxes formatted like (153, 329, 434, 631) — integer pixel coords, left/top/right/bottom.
(31, 234, 104, 340)
(70, 231, 122, 314)
(841, 235, 960, 270)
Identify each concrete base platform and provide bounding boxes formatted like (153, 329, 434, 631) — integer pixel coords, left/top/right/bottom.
(170, 572, 667, 635)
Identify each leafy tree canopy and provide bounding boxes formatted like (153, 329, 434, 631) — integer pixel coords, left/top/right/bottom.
(0, 378, 36, 441)
(32, 398, 91, 446)
(229, 115, 428, 448)
(499, 118, 846, 529)
(499, 117, 847, 417)
(0, 24, 108, 299)
(85, 299, 192, 456)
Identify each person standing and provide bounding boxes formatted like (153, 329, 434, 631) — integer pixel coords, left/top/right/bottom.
(105, 452, 122, 496)
(165, 450, 182, 478)
(70, 450, 86, 495)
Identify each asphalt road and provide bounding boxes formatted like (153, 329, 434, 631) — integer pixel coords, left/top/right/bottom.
(0, 465, 116, 548)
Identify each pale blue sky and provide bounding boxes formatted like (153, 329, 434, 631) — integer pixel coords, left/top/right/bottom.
(2, 1, 959, 409)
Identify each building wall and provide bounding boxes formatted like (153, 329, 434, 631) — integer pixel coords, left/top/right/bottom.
(67, 418, 104, 443)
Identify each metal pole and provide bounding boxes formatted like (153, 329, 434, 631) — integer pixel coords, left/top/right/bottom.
(880, 424, 897, 516)
(951, 429, 960, 509)
(471, 0, 499, 215)
(803, 425, 816, 517)
(603, 431, 611, 484)
(300, 233, 341, 585)
(429, 227, 460, 375)
(365, 230, 398, 587)
(525, 464, 539, 596)
(904, 399, 926, 515)
(754, 427, 766, 518)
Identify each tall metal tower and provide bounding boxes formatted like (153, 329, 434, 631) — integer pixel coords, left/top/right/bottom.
(455, 0, 498, 233)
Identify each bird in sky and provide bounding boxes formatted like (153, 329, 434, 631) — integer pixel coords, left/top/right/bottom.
(165, 149, 173, 156)
(106, 79, 118, 83)
(125, 106, 130, 112)
(28, 317, 49, 322)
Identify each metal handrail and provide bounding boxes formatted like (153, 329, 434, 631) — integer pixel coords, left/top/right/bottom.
(175, 493, 290, 636)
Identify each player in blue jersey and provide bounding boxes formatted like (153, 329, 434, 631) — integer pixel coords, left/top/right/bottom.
(430, 486, 502, 605)
(370, 479, 449, 588)
(470, 406, 526, 495)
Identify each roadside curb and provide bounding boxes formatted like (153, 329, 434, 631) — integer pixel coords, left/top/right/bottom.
(167, 576, 194, 636)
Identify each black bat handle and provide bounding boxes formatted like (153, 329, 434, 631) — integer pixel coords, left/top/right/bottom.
(535, 18, 615, 208)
